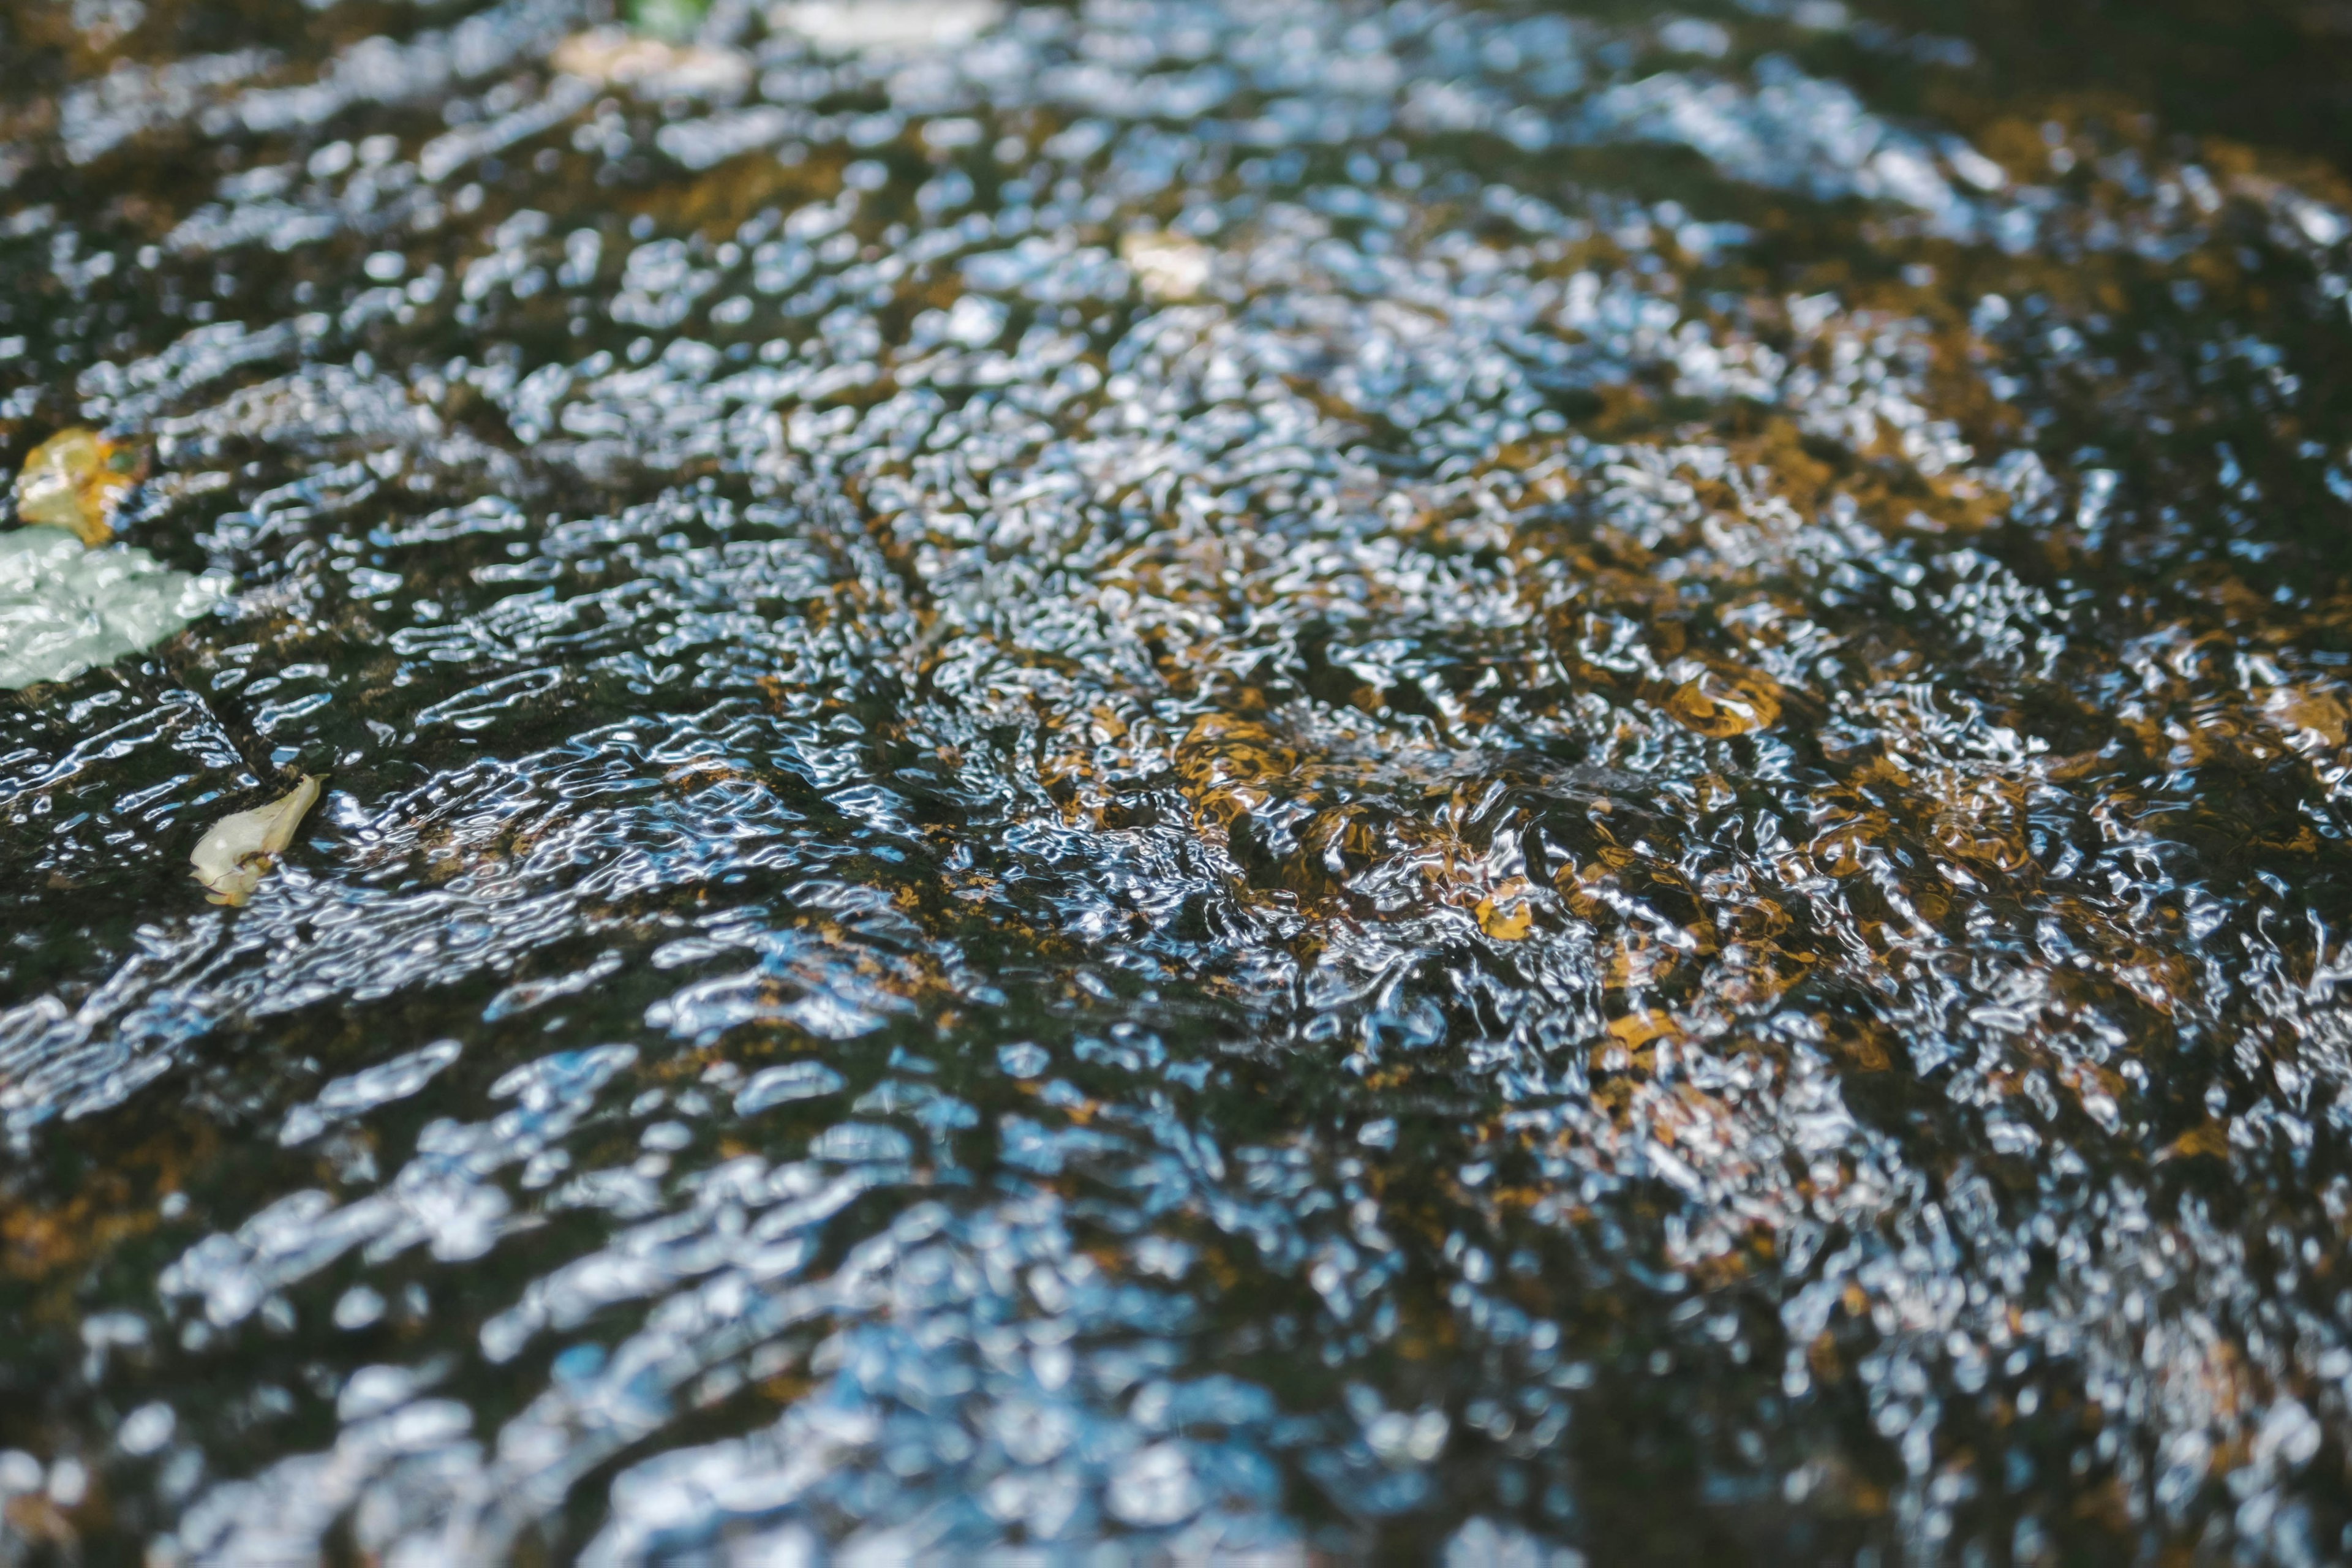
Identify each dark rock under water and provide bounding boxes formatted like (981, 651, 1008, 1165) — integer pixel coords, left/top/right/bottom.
(5, 0, 2352, 1560)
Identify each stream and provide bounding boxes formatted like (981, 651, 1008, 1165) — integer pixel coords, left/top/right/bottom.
(5, 0, 2352, 1560)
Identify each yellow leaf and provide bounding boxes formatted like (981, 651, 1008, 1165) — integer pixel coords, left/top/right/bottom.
(14, 428, 141, 547)
(1474, 878, 1536, 940)
(1664, 668, 1783, 737)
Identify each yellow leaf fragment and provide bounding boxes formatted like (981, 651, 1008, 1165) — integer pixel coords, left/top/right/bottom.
(1474, 878, 1537, 940)
(1665, 667, 1783, 737)
(191, 775, 325, 907)
(2158, 1121, 2230, 1164)
(13, 428, 142, 547)
(2261, 683, 2350, 747)
(550, 28, 750, 94)
(1607, 1010, 1678, 1050)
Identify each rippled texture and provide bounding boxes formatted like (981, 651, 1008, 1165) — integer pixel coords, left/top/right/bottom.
(6, 0, 2352, 1560)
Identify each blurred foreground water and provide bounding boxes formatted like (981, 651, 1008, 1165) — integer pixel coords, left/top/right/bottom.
(6, 0, 2352, 1560)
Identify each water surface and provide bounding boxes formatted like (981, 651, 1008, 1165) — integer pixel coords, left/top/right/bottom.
(5, 0, 2352, 1560)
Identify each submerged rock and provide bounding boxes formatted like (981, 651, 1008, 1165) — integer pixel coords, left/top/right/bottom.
(12, 428, 142, 548)
(0, 529, 221, 690)
(26, 0, 2352, 1556)
(189, 775, 324, 907)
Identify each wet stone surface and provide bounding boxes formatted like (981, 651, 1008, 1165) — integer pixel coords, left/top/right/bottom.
(4, 0, 2352, 1560)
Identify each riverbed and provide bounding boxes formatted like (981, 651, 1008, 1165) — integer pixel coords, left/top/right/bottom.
(4, 0, 2352, 1560)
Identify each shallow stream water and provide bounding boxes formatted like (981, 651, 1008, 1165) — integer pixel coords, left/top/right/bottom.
(6, 0, 2352, 1561)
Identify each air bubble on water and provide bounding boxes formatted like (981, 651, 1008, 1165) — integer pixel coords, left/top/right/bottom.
(735, 1060, 847, 1114)
(116, 1403, 176, 1457)
(334, 1287, 388, 1330)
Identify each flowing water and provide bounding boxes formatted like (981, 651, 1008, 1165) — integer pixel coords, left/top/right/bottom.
(5, 0, 2352, 1560)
